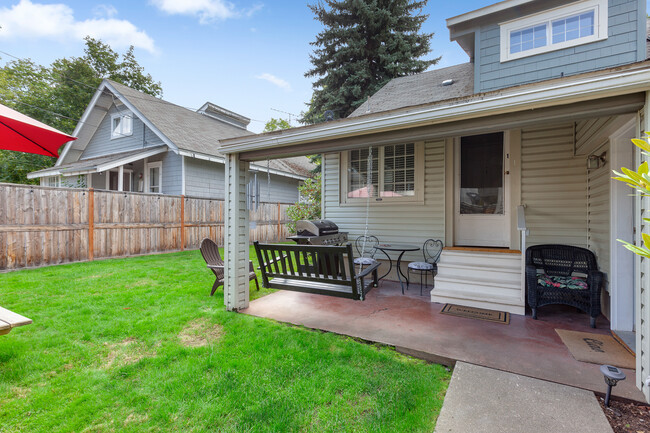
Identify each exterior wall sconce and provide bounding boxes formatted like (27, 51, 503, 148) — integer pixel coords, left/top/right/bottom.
(587, 152, 606, 169)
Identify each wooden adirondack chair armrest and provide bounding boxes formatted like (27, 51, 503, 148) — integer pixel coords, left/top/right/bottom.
(354, 261, 381, 279)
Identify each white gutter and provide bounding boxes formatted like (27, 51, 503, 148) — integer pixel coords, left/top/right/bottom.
(219, 66, 650, 154)
(27, 146, 167, 179)
(178, 149, 309, 180)
(446, 0, 536, 27)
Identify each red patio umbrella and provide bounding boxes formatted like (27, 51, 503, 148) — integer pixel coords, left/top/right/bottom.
(0, 103, 76, 157)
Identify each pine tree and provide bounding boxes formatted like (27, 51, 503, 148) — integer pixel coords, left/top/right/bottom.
(302, 0, 438, 124)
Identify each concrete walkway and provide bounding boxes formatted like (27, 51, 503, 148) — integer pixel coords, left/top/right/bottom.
(434, 362, 613, 433)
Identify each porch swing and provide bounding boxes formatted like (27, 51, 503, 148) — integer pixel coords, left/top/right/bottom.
(253, 148, 380, 300)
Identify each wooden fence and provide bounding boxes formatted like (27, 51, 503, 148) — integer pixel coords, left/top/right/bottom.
(0, 183, 293, 271)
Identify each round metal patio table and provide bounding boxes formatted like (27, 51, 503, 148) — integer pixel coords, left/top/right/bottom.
(374, 243, 420, 294)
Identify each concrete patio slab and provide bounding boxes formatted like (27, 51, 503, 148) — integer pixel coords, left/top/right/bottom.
(242, 281, 645, 401)
(434, 362, 613, 433)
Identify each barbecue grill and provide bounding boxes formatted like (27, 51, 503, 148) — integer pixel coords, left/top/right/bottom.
(288, 219, 348, 245)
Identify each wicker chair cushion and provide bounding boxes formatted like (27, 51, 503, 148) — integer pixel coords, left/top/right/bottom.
(536, 273, 588, 290)
(408, 261, 435, 270)
(354, 257, 378, 265)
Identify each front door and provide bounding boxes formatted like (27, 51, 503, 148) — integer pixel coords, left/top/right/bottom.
(454, 132, 509, 247)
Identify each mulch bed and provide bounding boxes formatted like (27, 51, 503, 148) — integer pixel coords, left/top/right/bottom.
(598, 395, 650, 432)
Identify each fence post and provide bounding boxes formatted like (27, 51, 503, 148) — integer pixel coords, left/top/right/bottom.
(180, 195, 185, 251)
(88, 188, 94, 261)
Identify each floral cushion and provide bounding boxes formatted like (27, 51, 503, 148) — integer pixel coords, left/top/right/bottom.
(408, 261, 435, 271)
(536, 273, 588, 290)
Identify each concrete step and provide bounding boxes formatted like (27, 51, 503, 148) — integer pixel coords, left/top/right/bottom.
(439, 250, 522, 269)
(434, 277, 522, 300)
(431, 288, 525, 315)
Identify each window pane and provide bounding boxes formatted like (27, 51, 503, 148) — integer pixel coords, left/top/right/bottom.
(149, 167, 160, 193)
(510, 24, 547, 54)
(382, 143, 415, 198)
(460, 133, 504, 215)
(348, 148, 378, 198)
(112, 117, 121, 137)
(579, 12, 594, 37)
(123, 115, 133, 135)
(552, 10, 594, 44)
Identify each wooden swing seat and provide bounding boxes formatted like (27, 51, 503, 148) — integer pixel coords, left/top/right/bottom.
(253, 241, 379, 300)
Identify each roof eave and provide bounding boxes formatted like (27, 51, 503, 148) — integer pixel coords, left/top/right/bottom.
(446, 0, 537, 27)
(219, 65, 650, 154)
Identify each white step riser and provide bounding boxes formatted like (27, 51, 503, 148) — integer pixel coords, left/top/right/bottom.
(430, 293, 525, 316)
(436, 266, 521, 285)
(439, 253, 521, 269)
(434, 280, 522, 300)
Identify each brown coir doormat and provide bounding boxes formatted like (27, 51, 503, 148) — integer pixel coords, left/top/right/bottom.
(440, 304, 510, 324)
(555, 329, 635, 369)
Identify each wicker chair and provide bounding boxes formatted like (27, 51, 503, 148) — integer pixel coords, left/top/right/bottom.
(354, 235, 380, 267)
(200, 238, 259, 296)
(407, 239, 443, 295)
(526, 244, 603, 328)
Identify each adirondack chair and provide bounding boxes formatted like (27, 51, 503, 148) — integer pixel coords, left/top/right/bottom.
(200, 238, 259, 296)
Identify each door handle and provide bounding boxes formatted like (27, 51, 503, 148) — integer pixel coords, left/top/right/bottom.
(504, 171, 510, 175)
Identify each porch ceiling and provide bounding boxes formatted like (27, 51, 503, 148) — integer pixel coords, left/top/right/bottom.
(239, 93, 644, 161)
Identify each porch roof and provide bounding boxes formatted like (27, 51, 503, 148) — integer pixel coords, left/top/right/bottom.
(219, 61, 650, 160)
(26, 146, 167, 179)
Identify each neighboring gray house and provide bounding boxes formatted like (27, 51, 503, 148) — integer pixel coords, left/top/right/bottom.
(217, 0, 650, 400)
(28, 80, 313, 203)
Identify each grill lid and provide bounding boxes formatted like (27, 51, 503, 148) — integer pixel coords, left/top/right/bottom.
(296, 219, 339, 236)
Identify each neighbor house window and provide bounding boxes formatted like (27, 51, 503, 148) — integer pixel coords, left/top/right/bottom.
(341, 143, 423, 204)
(146, 161, 162, 194)
(43, 176, 60, 187)
(111, 112, 133, 139)
(500, 0, 606, 62)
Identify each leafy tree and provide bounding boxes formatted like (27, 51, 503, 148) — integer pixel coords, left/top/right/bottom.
(263, 117, 292, 132)
(302, 0, 438, 123)
(0, 37, 162, 184)
(286, 173, 322, 233)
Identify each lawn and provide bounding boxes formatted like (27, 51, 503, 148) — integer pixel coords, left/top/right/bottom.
(0, 247, 450, 433)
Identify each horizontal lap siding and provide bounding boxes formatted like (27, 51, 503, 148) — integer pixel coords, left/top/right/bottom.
(477, 0, 642, 92)
(81, 104, 165, 159)
(521, 124, 588, 248)
(323, 140, 445, 262)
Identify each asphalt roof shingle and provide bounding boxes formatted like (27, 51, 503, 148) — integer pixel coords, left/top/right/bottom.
(349, 63, 475, 117)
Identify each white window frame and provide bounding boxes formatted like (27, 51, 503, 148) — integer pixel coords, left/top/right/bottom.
(499, 0, 607, 63)
(110, 112, 133, 139)
(340, 142, 425, 206)
(145, 161, 163, 194)
(42, 176, 60, 188)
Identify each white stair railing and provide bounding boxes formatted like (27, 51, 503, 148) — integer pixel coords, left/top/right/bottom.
(517, 205, 529, 303)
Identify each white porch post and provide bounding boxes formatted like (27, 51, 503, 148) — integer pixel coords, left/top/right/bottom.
(118, 166, 124, 192)
(224, 152, 250, 311)
(636, 91, 650, 401)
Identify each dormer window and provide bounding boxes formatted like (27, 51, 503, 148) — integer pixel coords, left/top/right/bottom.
(111, 112, 133, 139)
(500, 0, 606, 62)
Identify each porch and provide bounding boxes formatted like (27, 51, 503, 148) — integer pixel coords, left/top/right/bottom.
(243, 280, 645, 402)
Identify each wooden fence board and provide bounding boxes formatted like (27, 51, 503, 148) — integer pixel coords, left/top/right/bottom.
(0, 183, 293, 271)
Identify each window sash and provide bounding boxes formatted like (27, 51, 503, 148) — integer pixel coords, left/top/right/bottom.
(111, 113, 133, 139)
(345, 143, 419, 202)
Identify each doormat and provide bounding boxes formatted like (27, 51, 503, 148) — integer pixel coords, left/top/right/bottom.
(555, 329, 635, 369)
(440, 304, 510, 325)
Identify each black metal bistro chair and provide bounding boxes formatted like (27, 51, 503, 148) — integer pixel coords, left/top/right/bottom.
(407, 239, 443, 295)
(354, 235, 380, 268)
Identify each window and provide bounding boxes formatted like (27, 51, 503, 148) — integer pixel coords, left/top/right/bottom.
(146, 161, 162, 194)
(341, 143, 423, 204)
(43, 176, 60, 187)
(106, 169, 132, 191)
(500, 0, 606, 62)
(110, 112, 133, 139)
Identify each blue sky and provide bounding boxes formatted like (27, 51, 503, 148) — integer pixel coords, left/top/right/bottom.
(1, 0, 648, 133)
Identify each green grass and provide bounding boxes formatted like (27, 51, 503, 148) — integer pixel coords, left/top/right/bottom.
(0, 247, 450, 433)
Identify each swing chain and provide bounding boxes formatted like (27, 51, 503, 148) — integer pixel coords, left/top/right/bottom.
(360, 146, 373, 266)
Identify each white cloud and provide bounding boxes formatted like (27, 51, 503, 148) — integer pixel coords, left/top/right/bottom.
(150, 0, 263, 24)
(93, 4, 118, 18)
(151, 0, 235, 23)
(256, 73, 291, 91)
(0, 0, 156, 53)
